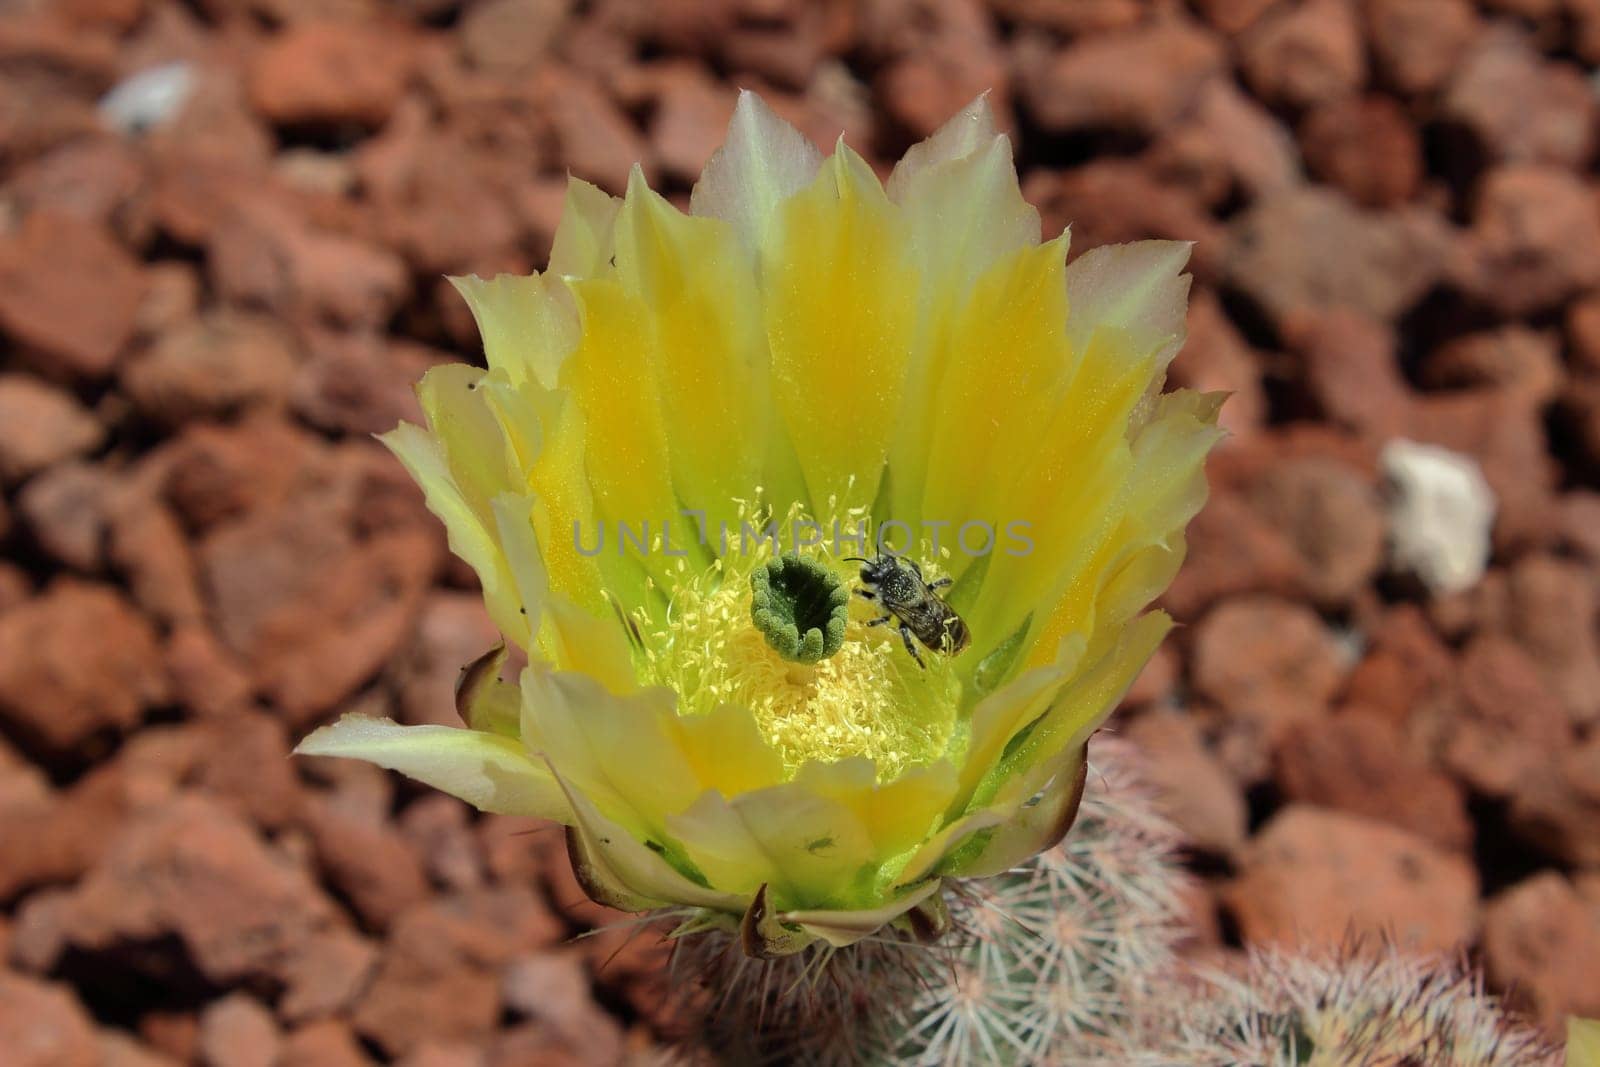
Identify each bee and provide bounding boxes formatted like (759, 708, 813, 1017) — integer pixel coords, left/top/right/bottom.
(845, 553, 971, 668)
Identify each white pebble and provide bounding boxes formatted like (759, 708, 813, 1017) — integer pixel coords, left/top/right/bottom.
(1380, 438, 1496, 596)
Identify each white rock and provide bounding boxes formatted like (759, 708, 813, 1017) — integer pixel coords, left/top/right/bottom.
(1380, 439, 1496, 596)
(99, 62, 195, 135)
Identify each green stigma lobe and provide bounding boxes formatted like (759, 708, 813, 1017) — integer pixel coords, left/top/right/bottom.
(749, 554, 850, 664)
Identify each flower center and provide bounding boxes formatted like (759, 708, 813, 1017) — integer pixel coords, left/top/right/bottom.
(634, 533, 961, 780)
(749, 555, 850, 663)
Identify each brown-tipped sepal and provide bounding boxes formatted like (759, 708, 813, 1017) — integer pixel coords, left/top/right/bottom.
(454, 643, 519, 737)
(901, 891, 953, 944)
(939, 745, 1091, 881)
(564, 824, 659, 914)
(739, 884, 814, 959)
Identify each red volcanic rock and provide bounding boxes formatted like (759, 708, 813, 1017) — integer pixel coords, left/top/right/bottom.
(1299, 96, 1421, 209)
(291, 331, 439, 438)
(1421, 326, 1563, 406)
(122, 311, 299, 425)
(1366, 0, 1482, 95)
(1248, 456, 1385, 608)
(48, 796, 337, 985)
(16, 461, 113, 572)
(1284, 310, 1411, 440)
(1014, 20, 1225, 135)
(1191, 596, 1346, 750)
(1238, 0, 1365, 110)
(280, 1021, 375, 1067)
(1342, 609, 1456, 732)
(1443, 27, 1595, 168)
(1483, 872, 1600, 1026)
(207, 193, 408, 330)
(399, 795, 486, 893)
(0, 972, 99, 1067)
(502, 952, 625, 1065)
(1276, 713, 1472, 851)
(249, 22, 414, 129)
(303, 795, 430, 931)
(354, 890, 564, 1058)
(0, 580, 167, 757)
(198, 994, 281, 1067)
(535, 69, 653, 195)
(1146, 80, 1302, 208)
(108, 491, 207, 629)
(0, 211, 143, 380)
(278, 928, 380, 1025)
(1503, 554, 1600, 727)
(1428, 634, 1568, 798)
(1510, 733, 1600, 868)
(1462, 165, 1600, 317)
(1224, 806, 1479, 953)
(0, 375, 104, 486)
(1225, 187, 1452, 327)
(1160, 492, 1306, 621)
(1124, 709, 1248, 855)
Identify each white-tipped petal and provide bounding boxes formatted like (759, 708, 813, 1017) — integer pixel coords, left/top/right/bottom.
(296, 714, 568, 821)
(1064, 240, 1192, 372)
(689, 90, 822, 249)
(885, 92, 1000, 202)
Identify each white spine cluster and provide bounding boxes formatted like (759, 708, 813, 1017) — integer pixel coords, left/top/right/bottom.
(1131, 943, 1558, 1067)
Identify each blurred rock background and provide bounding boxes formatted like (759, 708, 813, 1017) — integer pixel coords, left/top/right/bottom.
(0, 0, 1597, 1062)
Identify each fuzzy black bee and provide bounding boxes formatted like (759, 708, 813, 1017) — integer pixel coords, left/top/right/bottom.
(845, 553, 971, 668)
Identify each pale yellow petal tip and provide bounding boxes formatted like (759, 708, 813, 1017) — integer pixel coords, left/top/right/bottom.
(292, 713, 395, 757)
(1569, 1018, 1600, 1067)
(690, 89, 821, 246)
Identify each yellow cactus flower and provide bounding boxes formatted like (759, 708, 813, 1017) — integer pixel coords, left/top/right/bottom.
(296, 92, 1221, 956)
(1571, 1018, 1600, 1067)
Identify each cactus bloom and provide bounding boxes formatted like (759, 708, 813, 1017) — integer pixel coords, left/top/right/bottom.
(296, 92, 1220, 956)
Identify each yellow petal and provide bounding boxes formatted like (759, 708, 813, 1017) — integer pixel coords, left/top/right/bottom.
(380, 422, 528, 647)
(448, 272, 578, 389)
(559, 276, 684, 585)
(886, 98, 1042, 528)
(667, 783, 875, 909)
(764, 144, 919, 516)
(551, 764, 744, 913)
(916, 236, 1071, 550)
(987, 611, 1173, 792)
(548, 175, 621, 280)
(295, 714, 568, 821)
(791, 757, 958, 859)
(950, 634, 1087, 817)
(522, 668, 699, 839)
(1568, 1018, 1600, 1067)
(614, 170, 772, 534)
(690, 90, 822, 250)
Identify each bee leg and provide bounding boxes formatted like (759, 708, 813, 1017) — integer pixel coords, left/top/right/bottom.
(854, 588, 877, 601)
(899, 624, 926, 669)
(927, 577, 953, 591)
(867, 615, 893, 627)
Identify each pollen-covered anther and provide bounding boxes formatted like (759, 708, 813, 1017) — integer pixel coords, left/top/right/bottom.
(749, 554, 850, 664)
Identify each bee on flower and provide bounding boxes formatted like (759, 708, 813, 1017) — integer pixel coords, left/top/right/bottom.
(297, 91, 1222, 957)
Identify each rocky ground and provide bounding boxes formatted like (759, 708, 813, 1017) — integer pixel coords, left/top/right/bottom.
(0, 0, 1598, 1063)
